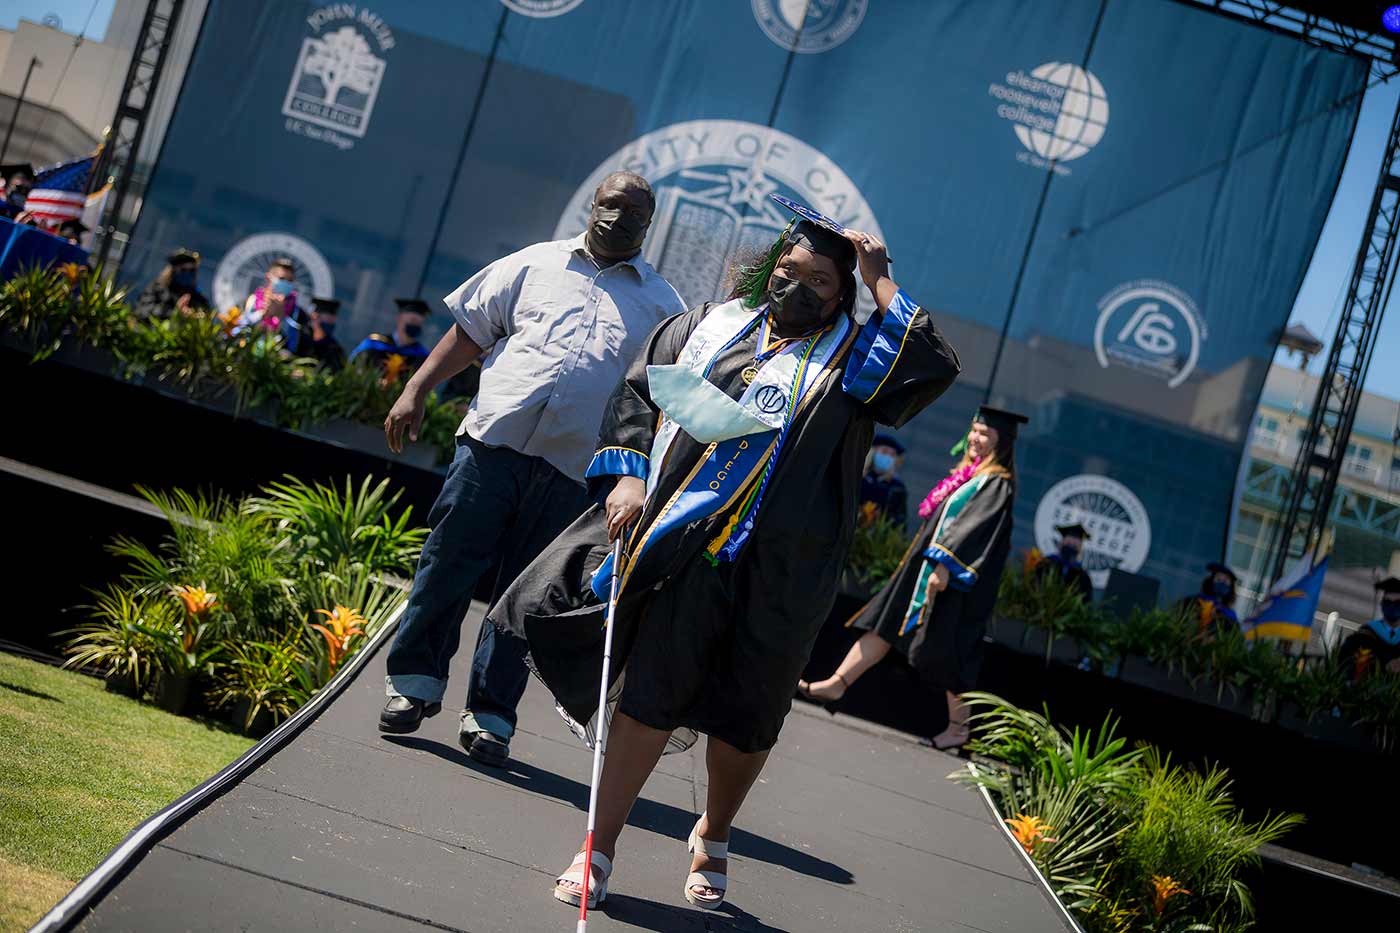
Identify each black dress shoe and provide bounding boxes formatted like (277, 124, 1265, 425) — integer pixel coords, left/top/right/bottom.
(459, 728, 510, 767)
(379, 696, 441, 733)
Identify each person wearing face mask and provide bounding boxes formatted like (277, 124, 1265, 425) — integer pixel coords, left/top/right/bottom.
(350, 298, 432, 376)
(286, 297, 346, 372)
(0, 163, 35, 221)
(135, 248, 211, 320)
(1034, 522, 1094, 602)
(1340, 577, 1400, 680)
(241, 257, 297, 332)
(1178, 562, 1240, 636)
(487, 197, 959, 911)
(860, 434, 909, 529)
(375, 172, 687, 770)
(800, 406, 1021, 753)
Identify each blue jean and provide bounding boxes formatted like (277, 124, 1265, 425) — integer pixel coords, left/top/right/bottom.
(384, 434, 590, 739)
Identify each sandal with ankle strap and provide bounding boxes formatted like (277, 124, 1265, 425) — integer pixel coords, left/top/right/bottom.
(553, 849, 612, 909)
(796, 672, 848, 704)
(684, 817, 729, 910)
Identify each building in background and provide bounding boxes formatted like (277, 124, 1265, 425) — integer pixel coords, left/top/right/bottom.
(1232, 361, 1400, 648)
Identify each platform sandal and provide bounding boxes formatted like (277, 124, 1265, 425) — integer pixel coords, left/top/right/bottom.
(553, 849, 612, 909)
(684, 817, 729, 910)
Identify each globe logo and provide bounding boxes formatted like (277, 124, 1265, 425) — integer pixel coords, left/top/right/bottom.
(989, 62, 1108, 170)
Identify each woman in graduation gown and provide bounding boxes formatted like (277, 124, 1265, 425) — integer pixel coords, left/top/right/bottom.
(1339, 577, 1400, 680)
(488, 202, 960, 910)
(799, 406, 1021, 751)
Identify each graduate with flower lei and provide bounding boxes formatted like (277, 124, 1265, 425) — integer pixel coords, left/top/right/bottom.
(800, 406, 1023, 751)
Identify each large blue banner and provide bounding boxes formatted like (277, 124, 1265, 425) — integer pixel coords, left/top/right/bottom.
(128, 0, 1365, 601)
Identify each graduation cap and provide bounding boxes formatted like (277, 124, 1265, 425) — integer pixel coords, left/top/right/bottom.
(311, 297, 341, 315)
(872, 433, 906, 455)
(770, 193, 856, 271)
(394, 297, 431, 316)
(167, 247, 200, 265)
(1055, 522, 1091, 541)
(1, 162, 36, 183)
(973, 405, 1029, 439)
(1375, 577, 1400, 595)
(1206, 562, 1238, 581)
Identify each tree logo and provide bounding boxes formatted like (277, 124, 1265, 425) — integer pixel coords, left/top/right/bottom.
(555, 119, 884, 320)
(1034, 474, 1151, 589)
(752, 0, 868, 54)
(282, 6, 395, 150)
(1093, 279, 1206, 389)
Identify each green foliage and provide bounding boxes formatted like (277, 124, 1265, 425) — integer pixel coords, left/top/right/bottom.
(957, 694, 1302, 933)
(59, 586, 168, 689)
(847, 511, 912, 589)
(0, 262, 129, 360)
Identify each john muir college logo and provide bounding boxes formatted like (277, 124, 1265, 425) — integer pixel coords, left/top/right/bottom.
(213, 233, 334, 313)
(1035, 474, 1151, 589)
(556, 120, 885, 319)
(1094, 280, 1206, 389)
(752, 0, 867, 53)
(499, 0, 584, 16)
(282, 6, 395, 150)
(989, 62, 1107, 174)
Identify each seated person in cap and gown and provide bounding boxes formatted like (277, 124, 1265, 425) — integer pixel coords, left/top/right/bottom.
(55, 218, 88, 247)
(135, 249, 211, 320)
(1339, 577, 1400, 681)
(487, 205, 960, 910)
(800, 405, 1022, 752)
(1034, 522, 1094, 602)
(860, 433, 909, 529)
(351, 298, 432, 381)
(284, 297, 347, 372)
(1177, 562, 1240, 637)
(0, 163, 35, 221)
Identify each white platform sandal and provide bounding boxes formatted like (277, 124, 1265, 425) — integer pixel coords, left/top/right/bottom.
(552, 849, 612, 909)
(684, 817, 729, 910)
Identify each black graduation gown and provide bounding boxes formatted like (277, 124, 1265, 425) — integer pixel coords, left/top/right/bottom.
(860, 473, 909, 529)
(488, 298, 960, 753)
(847, 474, 1015, 693)
(1034, 554, 1093, 602)
(1339, 622, 1400, 680)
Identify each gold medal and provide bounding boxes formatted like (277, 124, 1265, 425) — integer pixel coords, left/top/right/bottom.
(741, 366, 759, 385)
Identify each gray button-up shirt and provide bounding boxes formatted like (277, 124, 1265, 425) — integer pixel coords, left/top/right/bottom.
(446, 235, 686, 482)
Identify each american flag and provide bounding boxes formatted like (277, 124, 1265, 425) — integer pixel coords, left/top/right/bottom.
(24, 155, 97, 225)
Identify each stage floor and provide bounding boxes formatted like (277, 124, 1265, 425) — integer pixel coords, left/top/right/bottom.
(73, 604, 1069, 932)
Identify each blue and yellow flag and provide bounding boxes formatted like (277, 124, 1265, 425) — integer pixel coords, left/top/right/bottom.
(1244, 555, 1328, 641)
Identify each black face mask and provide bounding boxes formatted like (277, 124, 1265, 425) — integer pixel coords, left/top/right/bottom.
(767, 274, 831, 334)
(402, 323, 423, 340)
(7, 188, 28, 207)
(589, 208, 647, 254)
(318, 321, 336, 338)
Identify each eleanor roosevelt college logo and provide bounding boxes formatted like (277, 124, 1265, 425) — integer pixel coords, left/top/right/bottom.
(282, 6, 395, 150)
(988, 62, 1107, 174)
(556, 120, 885, 319)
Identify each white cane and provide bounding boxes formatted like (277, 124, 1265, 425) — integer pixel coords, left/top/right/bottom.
(577, 536, 624, 932)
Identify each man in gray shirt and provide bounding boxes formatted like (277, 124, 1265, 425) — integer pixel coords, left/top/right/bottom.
(378, 172, 685, 766)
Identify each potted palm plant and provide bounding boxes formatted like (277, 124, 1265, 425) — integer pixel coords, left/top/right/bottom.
(61, 586, 162, 696)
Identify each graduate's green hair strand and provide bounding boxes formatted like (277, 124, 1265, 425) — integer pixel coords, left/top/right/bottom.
(731, 221, 796, 309)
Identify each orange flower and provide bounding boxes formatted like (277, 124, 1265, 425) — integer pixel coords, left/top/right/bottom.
(172, 584, 219, 619)
(1354, 646, 1375, 680)
(1197, 598, 1215, 635)
(218, 306, 242, 334)
(383, 353, 409, 385)
(1024, 547, 1044, 575)
(60, 262, 83, 284)
(858, 501, 879, 528)
(1005, 814, 1057, 855)
(1150, 874, 1190, 914)
(311, 605, 368, 673)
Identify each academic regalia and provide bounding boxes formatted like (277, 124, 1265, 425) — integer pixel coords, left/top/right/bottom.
(285, 298, 347, 372)
(847, 407, 1023, 693)
(488, 216, 959, 753)
(349, 333, 429, 369)
(1177, 562, 1239, 635)
(860, 473, 908, 528)
(0, 163, 34, 220)
(1033, 522, 1094, 601)
(1340, 578, 1400, 680)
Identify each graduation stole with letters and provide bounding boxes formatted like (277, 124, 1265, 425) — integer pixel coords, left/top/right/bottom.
(898, 472, 990, 635)
(592, 299, 853, 600)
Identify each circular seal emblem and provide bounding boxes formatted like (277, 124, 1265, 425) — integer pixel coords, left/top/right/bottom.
(213, 233, 334, 312)
(555, 119, 885, 320)
(499, 0, 584, 18)
(1034, 474, 1151, 589)
(752, 0, 868, 54)
(1093, 279, 1206, 389)
(754, 384, 788, 415)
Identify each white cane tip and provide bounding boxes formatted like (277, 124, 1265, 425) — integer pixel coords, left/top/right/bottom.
(577, 921, 588, 933)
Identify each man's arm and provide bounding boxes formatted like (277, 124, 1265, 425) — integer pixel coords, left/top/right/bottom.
(383, 323, 483, 453)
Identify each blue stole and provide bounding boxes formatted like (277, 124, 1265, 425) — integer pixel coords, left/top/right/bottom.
(1366, 619, 1400, 646)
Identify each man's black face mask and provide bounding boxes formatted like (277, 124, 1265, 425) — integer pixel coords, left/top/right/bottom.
(590, 207, 647, 253)
(767, 274, 833, 334)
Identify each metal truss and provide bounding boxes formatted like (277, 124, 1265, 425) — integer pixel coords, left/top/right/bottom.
(1245, 460, 1400, 538)
(93, 0, 187, 270)
(1176, 1, 1398, 71)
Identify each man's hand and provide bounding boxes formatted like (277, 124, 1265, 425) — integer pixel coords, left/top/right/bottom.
(384, 386, 426, 453)
(605, 476, 646, 542)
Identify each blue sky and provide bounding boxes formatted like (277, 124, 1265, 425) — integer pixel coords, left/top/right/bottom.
(6, 1, 1398, 398)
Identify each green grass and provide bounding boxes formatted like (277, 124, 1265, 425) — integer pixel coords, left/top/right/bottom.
(0, 654, 254, 932)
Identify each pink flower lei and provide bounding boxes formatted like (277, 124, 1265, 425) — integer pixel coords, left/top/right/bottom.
(917, 458, 981, 520)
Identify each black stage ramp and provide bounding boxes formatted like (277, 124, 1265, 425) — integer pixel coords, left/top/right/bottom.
(72, 604, 1070, 932)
